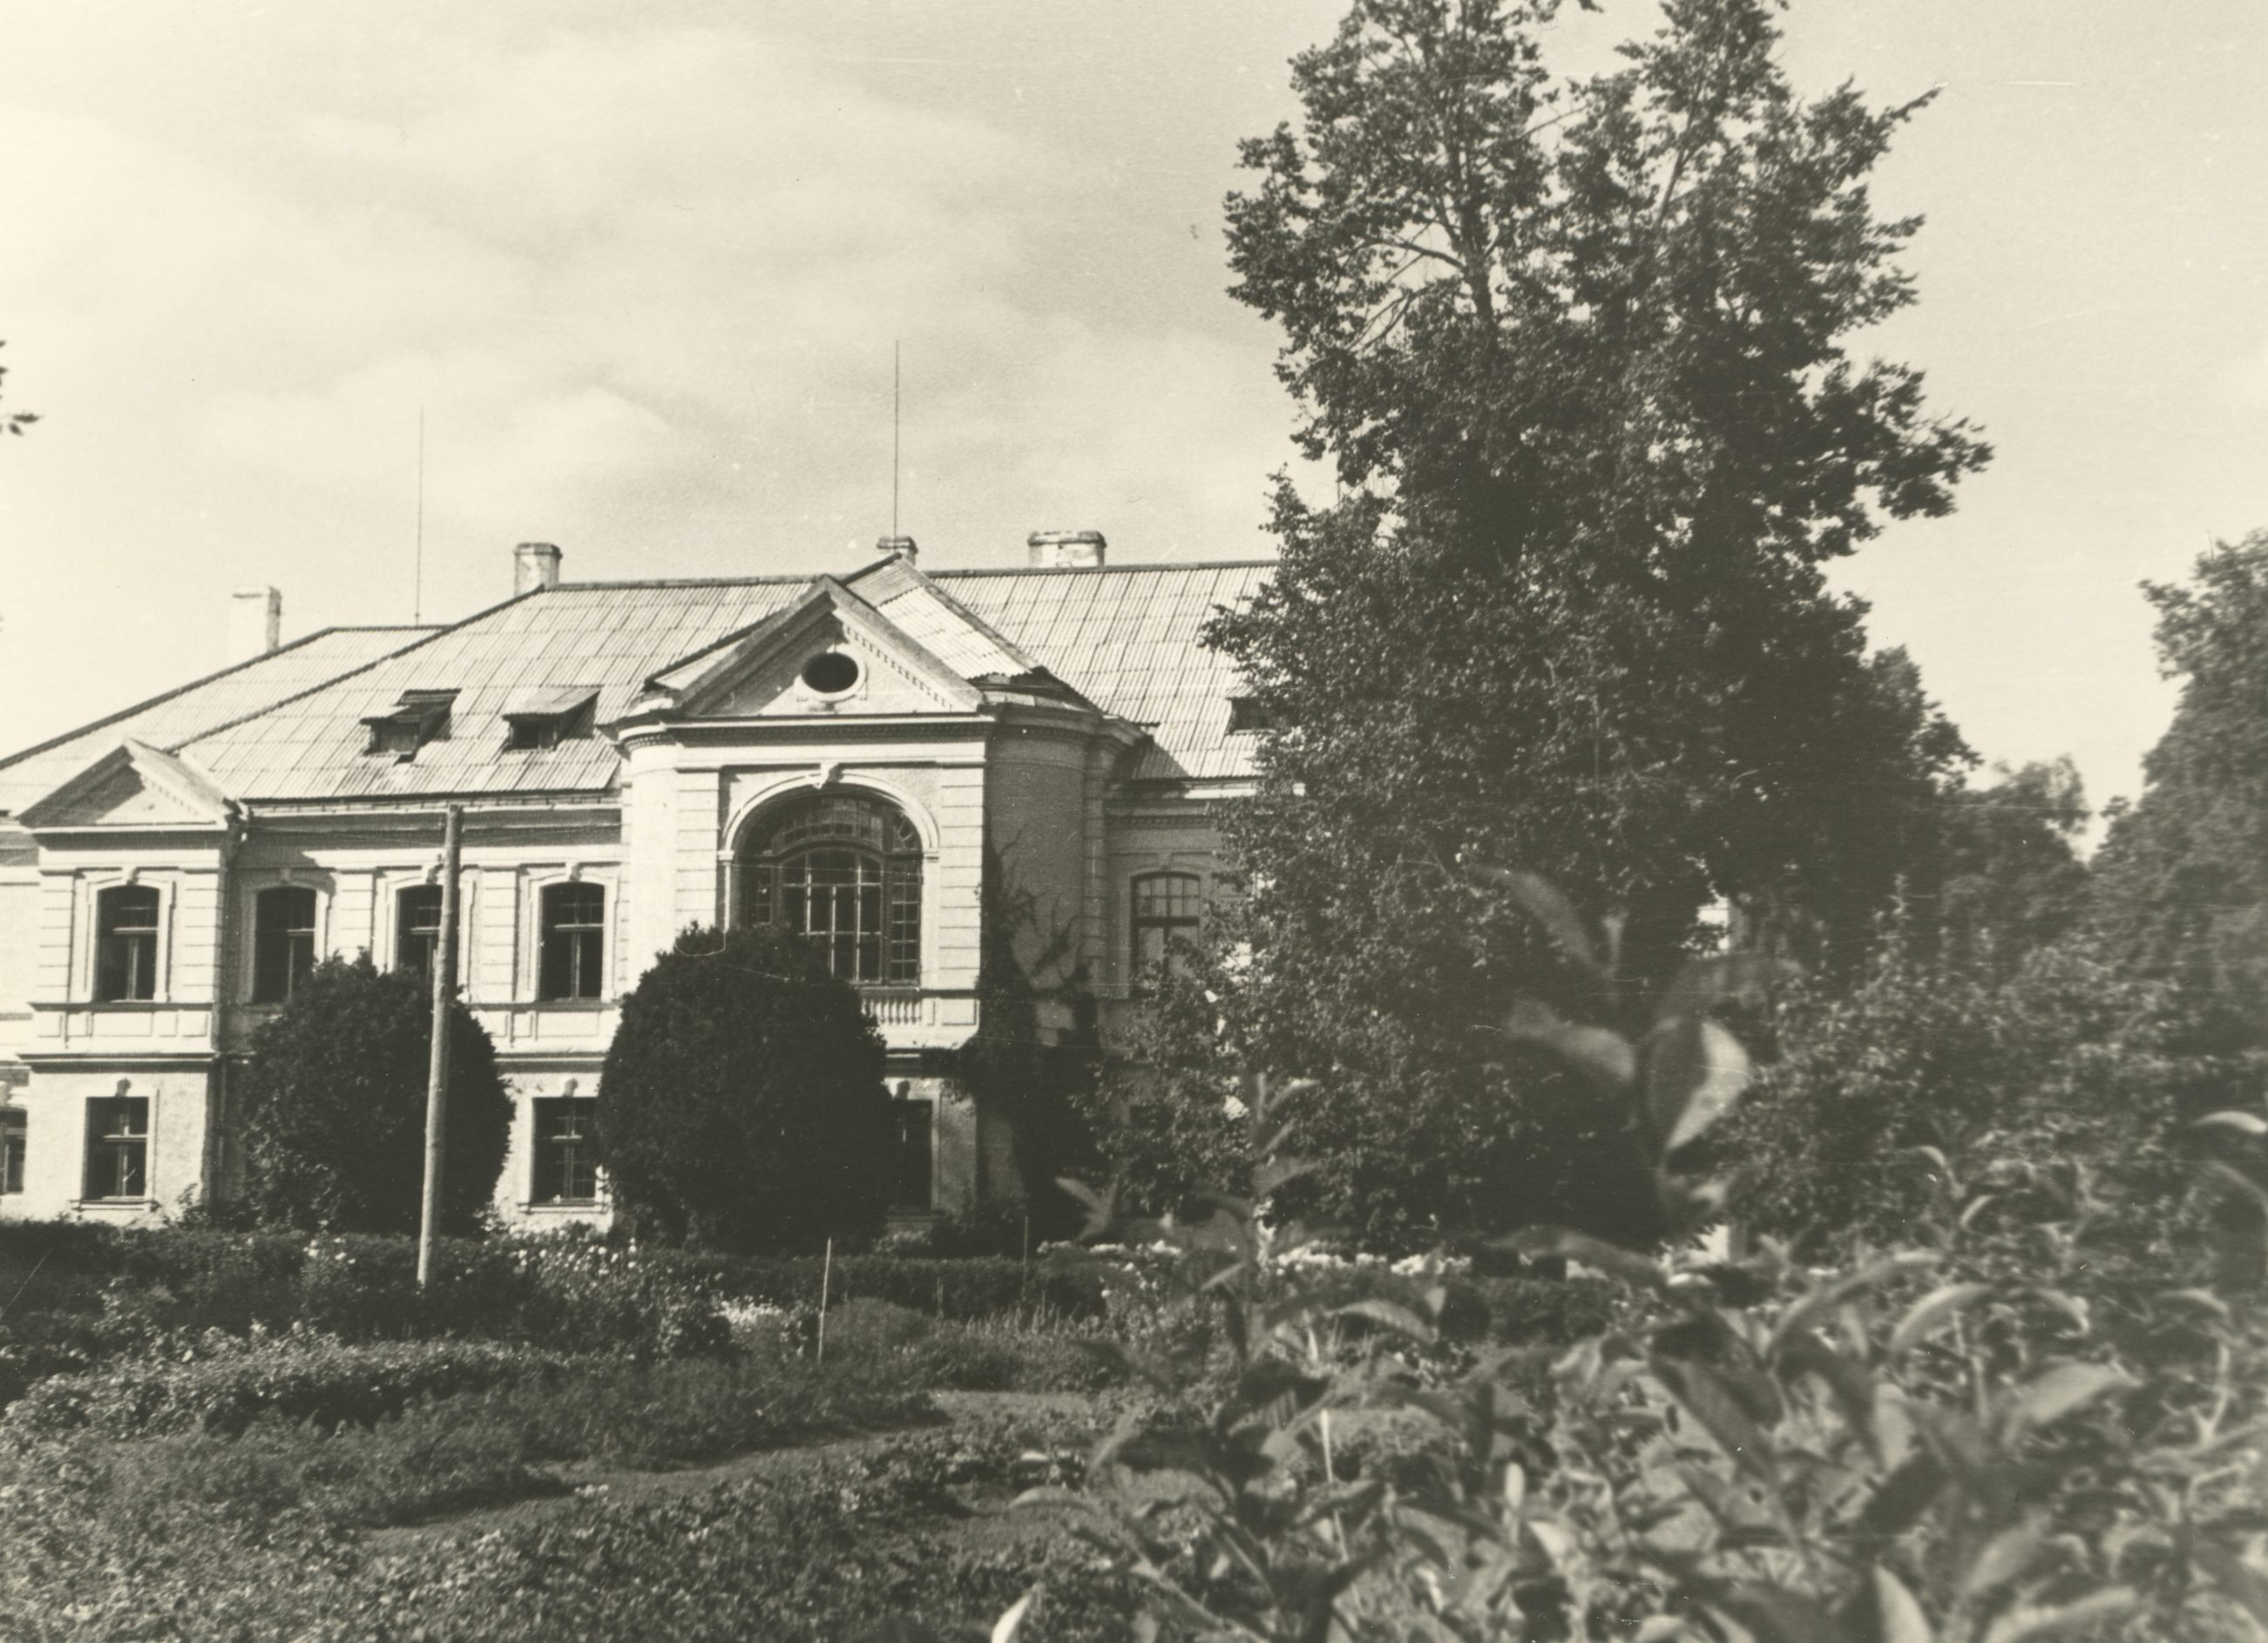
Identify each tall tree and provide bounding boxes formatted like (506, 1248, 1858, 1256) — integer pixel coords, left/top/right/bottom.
(1205, 0, 1984, 1240)
(2090, 531, 2268, 1053)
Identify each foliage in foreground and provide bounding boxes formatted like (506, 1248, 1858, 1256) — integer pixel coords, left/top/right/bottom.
(599, 923, 895, 1251)
(0, 1348, 959, 1642)
(235, 954, 509, 1234)
(1010, 882, 2268, 1642)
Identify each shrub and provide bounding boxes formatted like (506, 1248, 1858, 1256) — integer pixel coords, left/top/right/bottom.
(1022, 889, 2268, 1643)
(234, 954, 510, 1234)
(599, 924, 895, 1252)
(1, 1332, 565, 1442)
(818, 1299, 1110, 1394)
(1730, 928, 2216, 1247)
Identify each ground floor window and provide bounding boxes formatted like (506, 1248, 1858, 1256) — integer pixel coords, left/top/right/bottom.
(84, 1095, 148, 1200)
(531, 1097, 599, 1203)
(892, 1093, 934, 1212)
(1, 1107, 23, 1194)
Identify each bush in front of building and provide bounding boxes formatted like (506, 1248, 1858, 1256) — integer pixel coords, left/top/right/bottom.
(599, 925, 896, 1253)
(233, 955, 510, 1237)
(0, 1332, 566, 1443)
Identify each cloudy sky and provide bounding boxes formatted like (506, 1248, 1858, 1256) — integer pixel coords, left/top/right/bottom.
(3, 0, 2265, 827)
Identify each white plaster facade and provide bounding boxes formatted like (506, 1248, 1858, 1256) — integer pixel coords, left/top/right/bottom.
(0, 544, 1266, 1228)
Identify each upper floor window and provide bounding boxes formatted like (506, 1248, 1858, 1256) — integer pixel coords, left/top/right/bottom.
(252, 886, 318, 1004)
(539, 882, 606, 1001)
(93, 885, 161, 1002)
(739, 794, 921, 984)
(396, 884, 443, 985)
(1131, 871, 1203, 980)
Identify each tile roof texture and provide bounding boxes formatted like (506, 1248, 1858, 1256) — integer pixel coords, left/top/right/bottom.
(6, 559, 1275, 807)
(0, 627, 433, 818)
(933, 563, 1272, 781)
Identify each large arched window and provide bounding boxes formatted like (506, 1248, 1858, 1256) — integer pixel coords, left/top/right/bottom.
(739, 794, 922, 984)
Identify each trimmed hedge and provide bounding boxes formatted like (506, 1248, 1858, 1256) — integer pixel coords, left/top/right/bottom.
(687, 1254, 1105, 1322)
(2, 1334, 567, 1441)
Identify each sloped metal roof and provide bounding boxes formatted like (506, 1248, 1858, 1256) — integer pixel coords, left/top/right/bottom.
(849, 558, 1041, 680)
(0, 626, 433, 818)
(13, 561, 1275, 806)
(180, 581, 809, 800)
(930, 563, 1273, 781)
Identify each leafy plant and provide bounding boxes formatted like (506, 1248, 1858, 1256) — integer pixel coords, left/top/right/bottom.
(1011, 877, 2268, 1642)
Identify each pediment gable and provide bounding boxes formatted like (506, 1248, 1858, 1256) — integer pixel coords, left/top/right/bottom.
(640, 579, 987, 720)
(17, 740, 236, 831)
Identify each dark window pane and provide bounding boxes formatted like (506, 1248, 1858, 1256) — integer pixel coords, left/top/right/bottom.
(532, 1098, 599, 1202)
(94, 886, 161, 1002)
(397, 885, 443, 983)
(84, 1097, 148, 1200)
(741, 796, 922, 987)
(2, 1108, 24, 1195)
(893, 1099, 933, 1211)
(539, 883, 606, 1000)
(1131, 873, 1203, 985)
(252, 887, 317, 1004)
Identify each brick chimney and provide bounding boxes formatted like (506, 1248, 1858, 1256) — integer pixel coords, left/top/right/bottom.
(227, 586, 281, 664)
(876, 535, 917, 563)
(513, 542, 563, 594)
(1027, 530, 1105, 569)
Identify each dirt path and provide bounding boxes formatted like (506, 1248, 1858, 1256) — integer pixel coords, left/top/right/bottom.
(362, 1389, 1093, 1552)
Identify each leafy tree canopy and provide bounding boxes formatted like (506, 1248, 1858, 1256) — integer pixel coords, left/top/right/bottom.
(598, 924, 894, 1252)
(2090, 531, 2268, 1051)
(1199, 0, 1984, 1240)
(1916, 757, 2090, 970)
(235, 955, 508, 1235)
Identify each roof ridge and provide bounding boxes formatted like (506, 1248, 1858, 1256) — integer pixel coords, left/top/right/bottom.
(553, 574, 831, 591)
(0, 625, 401, 775)
(928, 559, 1276, 577)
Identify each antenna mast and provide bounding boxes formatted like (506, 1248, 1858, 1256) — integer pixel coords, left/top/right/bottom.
(891, 341, 901, 540)
(413, 409, 426, 625)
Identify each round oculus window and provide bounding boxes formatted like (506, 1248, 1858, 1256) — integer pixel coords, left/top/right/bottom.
(800, 651, 861, 695)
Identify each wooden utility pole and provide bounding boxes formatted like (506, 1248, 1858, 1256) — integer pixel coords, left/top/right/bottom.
(416, 803, 464, 1289)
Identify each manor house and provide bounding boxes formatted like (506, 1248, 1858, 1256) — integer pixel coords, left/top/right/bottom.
(0, 534, 1265, 1227)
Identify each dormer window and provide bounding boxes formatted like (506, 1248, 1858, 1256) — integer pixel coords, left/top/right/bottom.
(503, 688, 598, 751)
(362, 689, 457, 758)
(1228, 697, 1276, 734)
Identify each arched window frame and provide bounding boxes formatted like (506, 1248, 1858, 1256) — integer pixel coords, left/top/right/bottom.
(736, 791, 924, 986)
(392, 881, 445, 986)
(234, 873, 331, 1008)
(89, 880, 167, 1003)
(250, 884, 320, 1005)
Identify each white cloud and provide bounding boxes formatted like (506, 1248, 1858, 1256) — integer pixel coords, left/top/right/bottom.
(0, 4, 1319, 756)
